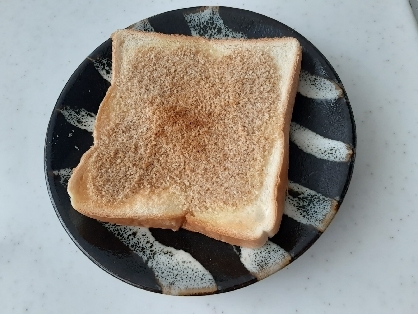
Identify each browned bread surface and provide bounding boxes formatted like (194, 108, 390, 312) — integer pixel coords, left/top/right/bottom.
(68, 29, 302, 248)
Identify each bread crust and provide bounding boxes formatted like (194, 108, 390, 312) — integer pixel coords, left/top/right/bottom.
(67, 30, 302, 248)
(270, 46, 302, 236)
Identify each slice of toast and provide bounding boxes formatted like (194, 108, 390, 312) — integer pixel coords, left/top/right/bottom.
(68, 29, 302, 248)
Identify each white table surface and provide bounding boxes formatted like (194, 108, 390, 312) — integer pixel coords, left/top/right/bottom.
(1, 0, 418, 313)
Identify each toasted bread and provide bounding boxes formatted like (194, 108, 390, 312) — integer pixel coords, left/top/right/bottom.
(68, 29, 302, 248)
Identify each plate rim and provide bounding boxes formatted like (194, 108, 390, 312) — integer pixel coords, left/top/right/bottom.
(44, 5, 356, 295)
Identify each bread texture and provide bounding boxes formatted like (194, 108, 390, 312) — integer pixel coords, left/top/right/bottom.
(68, 29, 302, 248)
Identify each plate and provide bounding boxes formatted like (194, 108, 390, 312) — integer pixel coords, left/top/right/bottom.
(44, 6, 356, 295)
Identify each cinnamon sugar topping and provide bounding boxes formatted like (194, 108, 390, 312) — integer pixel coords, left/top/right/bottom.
(88, 44, 281, 210)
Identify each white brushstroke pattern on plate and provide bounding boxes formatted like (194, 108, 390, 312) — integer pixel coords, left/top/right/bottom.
(290, 122, 352, 162)
(285, 181, 338, 231)
(298, 70, 343, 100)
(104, 224, 217, 295)
(52, 168, 73, 186)
(92, 58, 112, 83)
(184, 6, 246, 39)
(130, 19, 155, 32)
(240, 241, 291, 280)
(60, 107, 96, 132)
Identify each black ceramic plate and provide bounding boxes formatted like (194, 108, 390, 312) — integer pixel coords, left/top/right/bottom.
(45, 6, 356, 295)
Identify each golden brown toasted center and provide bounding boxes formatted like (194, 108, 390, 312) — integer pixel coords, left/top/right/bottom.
(88, 45, 281, 209)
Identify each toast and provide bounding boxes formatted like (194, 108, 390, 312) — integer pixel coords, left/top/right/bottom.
(68, 29, 302, 248)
